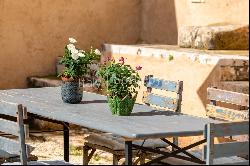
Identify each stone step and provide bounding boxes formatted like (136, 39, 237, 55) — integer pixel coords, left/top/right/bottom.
(27, 76, 62, 88)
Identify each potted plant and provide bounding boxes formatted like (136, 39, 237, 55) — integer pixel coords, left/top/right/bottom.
(97, 57, 142, 116)
(59, 37, 101, 104)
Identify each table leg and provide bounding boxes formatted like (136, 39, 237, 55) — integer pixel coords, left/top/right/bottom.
(125, 141, 133, 165)
(63, 122, 69, 162)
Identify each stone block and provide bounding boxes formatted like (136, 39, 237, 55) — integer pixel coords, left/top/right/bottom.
(178, 25, 249, 50)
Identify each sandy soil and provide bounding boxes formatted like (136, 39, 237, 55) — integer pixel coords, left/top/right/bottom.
(27, 128, 114, 165)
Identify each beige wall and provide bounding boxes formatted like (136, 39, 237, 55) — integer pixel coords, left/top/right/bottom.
(175, 0, 249, 27)
(0, 0, 141, 89)
(141, 0, 249, 44)
(141, 0, 178, 44)
(0, 0, 249, 89)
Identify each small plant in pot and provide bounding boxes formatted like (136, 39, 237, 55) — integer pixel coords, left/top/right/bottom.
(97, 57, 142, 116)
(59, 37, 101, 104)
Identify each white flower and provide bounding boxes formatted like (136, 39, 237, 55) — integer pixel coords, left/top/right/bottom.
(79, 50, 84, 53)
(71, 48, 78, 54)
(69, 37, 77, 43)
(67, 44, 75, 51)
(94, 49, 101, 55)
(78, 52, 85, 57)
(71, 53, 79, 60)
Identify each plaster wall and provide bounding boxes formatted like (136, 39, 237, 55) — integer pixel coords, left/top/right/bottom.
(141, 0, 249, 44)
(0, 0, 249, 89)
(0, 0, 141, 89)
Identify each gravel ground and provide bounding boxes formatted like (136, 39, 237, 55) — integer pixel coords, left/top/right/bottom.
(27, 128, 114, 165)
(26, 123, 204, 165)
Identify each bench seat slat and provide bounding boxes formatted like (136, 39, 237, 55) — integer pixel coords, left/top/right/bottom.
(0, 137, 33, 157)
(2, 160, 73, 165)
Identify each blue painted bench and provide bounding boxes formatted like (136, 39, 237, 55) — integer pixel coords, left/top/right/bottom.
(206, 87, 249, 121)
(0, 100, 72, 165)
(83, 75, 183, 165)
(204, 122, 249, 165)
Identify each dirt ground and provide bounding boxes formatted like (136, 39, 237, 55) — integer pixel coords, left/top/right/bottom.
(26, 125, 205, 165)
(27, 127, 114, 165)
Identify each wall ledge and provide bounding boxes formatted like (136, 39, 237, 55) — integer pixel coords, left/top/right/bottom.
(104, 44, 249, 65)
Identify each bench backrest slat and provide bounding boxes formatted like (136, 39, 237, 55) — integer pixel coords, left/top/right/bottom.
(207, 88, 249, 107)
(207, 121, 249, 137)
(142, 92, 178, 110)
(0, 100, 19, 117)
(0, 137, 33, 156)
(0, 119, 19, 136)
(206, 88, 249, 122)
(204, 122, 249, 165)
(0, 101, 27, 165)
(206, 104, 249, 121)
(144, 76, 180, 92)
(204, 141, 249, 159)
(143, 75, 183, 112)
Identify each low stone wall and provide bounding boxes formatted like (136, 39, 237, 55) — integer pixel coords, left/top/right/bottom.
(103, 44, 249, 117)
(178, 25, 249, 50)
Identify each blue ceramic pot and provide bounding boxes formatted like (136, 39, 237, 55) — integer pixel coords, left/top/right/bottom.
(61, 80, 83, 104)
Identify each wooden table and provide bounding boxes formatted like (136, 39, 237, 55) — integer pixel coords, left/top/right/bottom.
(0, 87, 218, 165)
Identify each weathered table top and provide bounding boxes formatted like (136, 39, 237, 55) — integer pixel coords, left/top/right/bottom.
(0, 87, 217, 139)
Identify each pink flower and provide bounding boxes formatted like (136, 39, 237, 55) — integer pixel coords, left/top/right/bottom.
(119, 57, 125, 65)
(136, 65, 142, 71)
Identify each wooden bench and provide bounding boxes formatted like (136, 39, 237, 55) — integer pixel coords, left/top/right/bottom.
(160, 87, 249, 165)
(204, 122, 249, 165)
(0, 100, 32, 164)
(207, 87, 249, 156)
(0, 100, 73, 165)
(83, 75, 183, 165)
(206, 87, 249, 122)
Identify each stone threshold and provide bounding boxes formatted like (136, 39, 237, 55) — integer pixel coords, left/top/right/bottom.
(104, 44, 249, 65)
(27, 76, 62, 88)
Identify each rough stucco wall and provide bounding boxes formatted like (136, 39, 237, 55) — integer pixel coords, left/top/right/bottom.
(175, 0, 249, 27)
(141, 0, 178, 44)
(0, 0, 249, 89)
(141, 0, 249, 44)
(0, 0, 141, 89)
